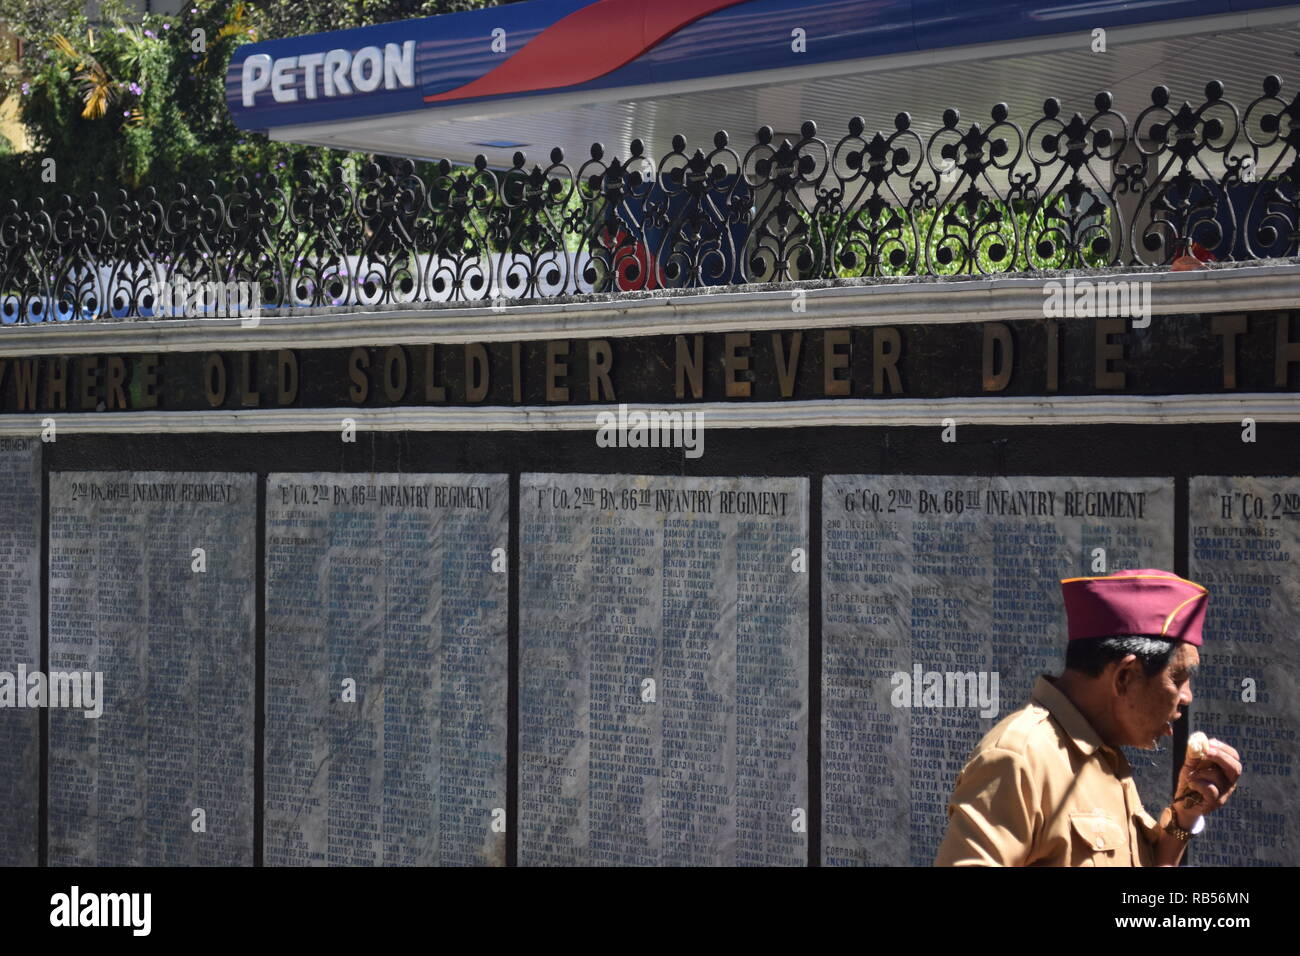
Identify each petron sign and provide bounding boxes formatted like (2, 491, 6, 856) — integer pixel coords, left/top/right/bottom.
(226, 0, 859, 131)
(0, 312, 1296, 413)
(240, 42, 417, 108)
(227, 0, 1288, 135)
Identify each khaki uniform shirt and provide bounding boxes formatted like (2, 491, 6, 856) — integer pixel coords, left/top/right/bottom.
(934, 675, 1163, 866)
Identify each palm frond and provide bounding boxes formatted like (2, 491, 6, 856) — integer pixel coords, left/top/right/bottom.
(50, 33, 82, 63)
(79, 60, 116, 119)
(199, 1, 259, 71)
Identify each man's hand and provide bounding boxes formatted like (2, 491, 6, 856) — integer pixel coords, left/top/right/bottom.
(1174, 737, 1242, 827)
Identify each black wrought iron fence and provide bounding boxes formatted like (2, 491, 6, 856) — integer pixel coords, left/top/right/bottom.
(1, 75, 1297, 324)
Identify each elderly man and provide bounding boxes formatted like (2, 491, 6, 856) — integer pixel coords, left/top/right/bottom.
(935, 569, 1243, 867)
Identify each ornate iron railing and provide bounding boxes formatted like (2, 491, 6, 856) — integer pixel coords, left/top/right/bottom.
(1, 76, 1298, 323)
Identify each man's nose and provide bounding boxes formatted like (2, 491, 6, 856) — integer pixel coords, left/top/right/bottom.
(1180, 683, 1194, 706)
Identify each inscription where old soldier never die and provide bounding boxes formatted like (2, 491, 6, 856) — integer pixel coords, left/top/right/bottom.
(822, 475, 1175, 866)
(264, 473, 508, 866)
(519, 474, 809, 866)
(0, 438, 40, 866)
(1189, 476, 1299, 866)
(47, 471, 257, 866)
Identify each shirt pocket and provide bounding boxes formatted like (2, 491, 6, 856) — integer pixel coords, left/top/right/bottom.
(1069, 811, 1126, 866)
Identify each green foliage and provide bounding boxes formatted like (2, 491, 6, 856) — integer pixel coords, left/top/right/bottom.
(249, 0, 523, 40)
(804, 196, 1111, 278)
(3, 0, 257, 199)
(0, 0, 512, 206)
(0, 0, 81, 71)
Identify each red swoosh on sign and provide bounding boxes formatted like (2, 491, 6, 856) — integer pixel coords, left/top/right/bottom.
(423, 0, 752, 103)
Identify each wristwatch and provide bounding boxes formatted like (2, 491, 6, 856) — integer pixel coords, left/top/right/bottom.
(1164, 808, 1206, 841)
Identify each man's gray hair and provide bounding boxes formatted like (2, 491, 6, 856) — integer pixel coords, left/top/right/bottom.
(1064, 634, 1178, 678)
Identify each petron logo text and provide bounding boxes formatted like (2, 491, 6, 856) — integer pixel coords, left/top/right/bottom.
(241, 41, 416, 107)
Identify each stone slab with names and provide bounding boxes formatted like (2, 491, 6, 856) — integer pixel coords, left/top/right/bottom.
(1189, 476, 1299, 866)
(47, 471, 256, 866)
(0, 439, 40, 866)
(519, 473, 809, 866)
(264, 473, 508, 866)
(821, 475, 1175, 866)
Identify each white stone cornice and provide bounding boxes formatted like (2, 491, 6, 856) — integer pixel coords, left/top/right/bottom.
(0, 261, 1297, 356)
(1, 393, 1296, 435)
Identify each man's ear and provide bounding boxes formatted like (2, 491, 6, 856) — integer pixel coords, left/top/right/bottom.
(1110, 653, 1142, 696)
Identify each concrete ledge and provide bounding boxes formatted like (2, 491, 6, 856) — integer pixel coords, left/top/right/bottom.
(2, 392, 1297, 435)
(1, 258, 1298, 355)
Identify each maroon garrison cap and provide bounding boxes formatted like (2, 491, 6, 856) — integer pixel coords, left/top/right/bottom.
(1059, 569, 1209, 646)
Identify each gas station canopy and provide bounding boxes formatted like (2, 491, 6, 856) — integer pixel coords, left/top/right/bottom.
(226, 0, 1300, 166)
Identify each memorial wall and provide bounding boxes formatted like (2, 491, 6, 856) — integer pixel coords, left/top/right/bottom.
(0, 439, 40, 866)
(518, 474, 809, 866)
(0, 458, 1296, 866)
(1189, 476, 1298, 866)
(263, 473, 508, 866)
(821, 476, 1175, 866)
(47, 472, 256, 866)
